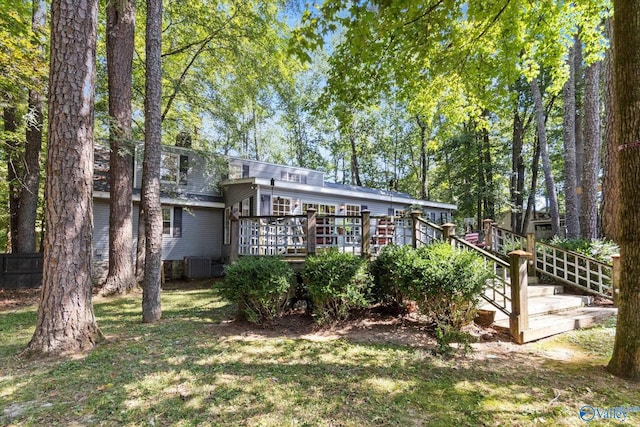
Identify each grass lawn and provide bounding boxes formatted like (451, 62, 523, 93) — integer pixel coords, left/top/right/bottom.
(0, 280, 638, 426)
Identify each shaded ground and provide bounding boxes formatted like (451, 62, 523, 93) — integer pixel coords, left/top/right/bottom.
(0, 279, 608, 361)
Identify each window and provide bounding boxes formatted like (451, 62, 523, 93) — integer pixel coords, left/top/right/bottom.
(272, 197, 291, 216)
(281, 171, 306, 183)
(162, 207, 173, 236)
(302, 203, 336, 215)
(162, 206, 183, 237)
(161, 153, 188, 185)
(161, 154, 178, 183)
(229, 164, 241, 180)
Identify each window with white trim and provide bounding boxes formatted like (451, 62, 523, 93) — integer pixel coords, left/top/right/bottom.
(161, 153, 188, 185)
(302, 203, 336, 215)
(272, 197, 291, 216)
(281, 171, 306, 183)
(161, 154, 177, 183)
(162, 206, 183, 237)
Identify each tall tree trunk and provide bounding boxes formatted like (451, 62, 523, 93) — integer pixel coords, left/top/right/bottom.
(141, 0, 163, 323)
(531, 77, 561, 236)
(523, 137, 541, 234)
(482, 125, 494, 220)
(26, 0, 102, 355)
(581, 61, 602, 239)
(574, 37, 585, 220)
(476, 130, 485, 228)
(563, 43, 580, 238)
(3, 106, 20, 252)
(102, 0, 136, 296)
(415, 115, 428, 200)
(511, 108, 525, 233)
(608, 0, 640, 381)
(136, 206, 146, 282)
(601, 18, 619, 241)
(349, 133, 362, 186)
(17, 0, 46, 254)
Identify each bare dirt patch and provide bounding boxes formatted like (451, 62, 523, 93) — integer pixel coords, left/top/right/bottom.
(0, 288, 41, 311)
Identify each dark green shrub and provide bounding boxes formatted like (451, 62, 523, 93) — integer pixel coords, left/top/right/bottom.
(410, 243, 490, 329)
(302, 249, 372, 323)
(219, 256, 294, 324)
(369, 244, 417, 307)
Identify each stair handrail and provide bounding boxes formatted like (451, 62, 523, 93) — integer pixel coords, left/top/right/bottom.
(450, 234, 512, 316)
(535, 239, 613, 298)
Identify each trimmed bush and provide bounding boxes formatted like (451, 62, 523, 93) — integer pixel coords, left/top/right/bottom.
(410, 243, 491, 329)
(219, 256, 294, 324)
(369, 244, 417, 308)
(302, 249, 373, 323)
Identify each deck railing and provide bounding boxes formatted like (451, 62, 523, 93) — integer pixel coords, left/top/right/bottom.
(484, 221, 616, 300)
(231, 209, 425, 261)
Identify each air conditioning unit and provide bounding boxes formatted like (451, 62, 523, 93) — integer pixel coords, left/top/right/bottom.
(184, 257, 212, 279)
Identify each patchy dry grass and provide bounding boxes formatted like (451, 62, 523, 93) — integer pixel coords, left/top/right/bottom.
(0, 282, 637, 426)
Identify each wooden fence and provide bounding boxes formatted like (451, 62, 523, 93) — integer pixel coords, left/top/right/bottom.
(0, 253, 43, 289)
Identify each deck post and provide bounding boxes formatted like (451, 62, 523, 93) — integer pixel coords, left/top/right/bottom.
(410, 210, 422, 248)
(442, 223, 456, 246)
(362, 210, 371, 258)
(306, 208, 317, 257)
(611, 254, 621, 306)
(526, 232, 537, 282)
(483, 219, 493, 250)
(229, 214, 240, 263)
(509, 250, 531, 344)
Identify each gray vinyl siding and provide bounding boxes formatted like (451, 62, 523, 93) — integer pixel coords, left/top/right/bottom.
(228, 158, 324, 186)
(93, 200, 111, 262)
(225, 182, 256, 208)
(160, 206, 223, 260)
(93, 201, 223, 263)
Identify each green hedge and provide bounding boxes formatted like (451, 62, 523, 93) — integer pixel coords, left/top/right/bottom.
(371, 243, 490, 329)
(411, 243, 490, 328)
(302, 249, 372, 323)
(218, 256, 294, 324)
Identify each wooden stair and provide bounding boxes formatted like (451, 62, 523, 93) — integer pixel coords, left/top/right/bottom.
(480, 284, 617, 343)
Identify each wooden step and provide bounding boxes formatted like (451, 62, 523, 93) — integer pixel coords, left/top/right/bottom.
(491, 307, 617, 343)
(480, 292, 590, 322)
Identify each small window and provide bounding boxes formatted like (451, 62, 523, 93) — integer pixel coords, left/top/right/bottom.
(242, 164, 250, 178)
(162, 207, 173, 236)
(161, 153, 178, 183)
(179, 155, 189, 185)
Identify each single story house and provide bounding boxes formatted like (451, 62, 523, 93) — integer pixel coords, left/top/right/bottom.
(92, 143, 457, 280)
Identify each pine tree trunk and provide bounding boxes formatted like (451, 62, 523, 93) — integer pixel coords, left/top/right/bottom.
(607, 0, 640, 380)
(141, 0, 163, 323)
(531, 78, 561, 236)
(601, 18, 619, 241)
(102, 0, 136, 296)
(581, 61, 602, 239)
(26, 0, 102, 355)
(563, 43, 580, 238)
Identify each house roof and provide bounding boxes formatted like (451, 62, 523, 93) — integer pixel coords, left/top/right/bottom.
(223, 176, 457, 211)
